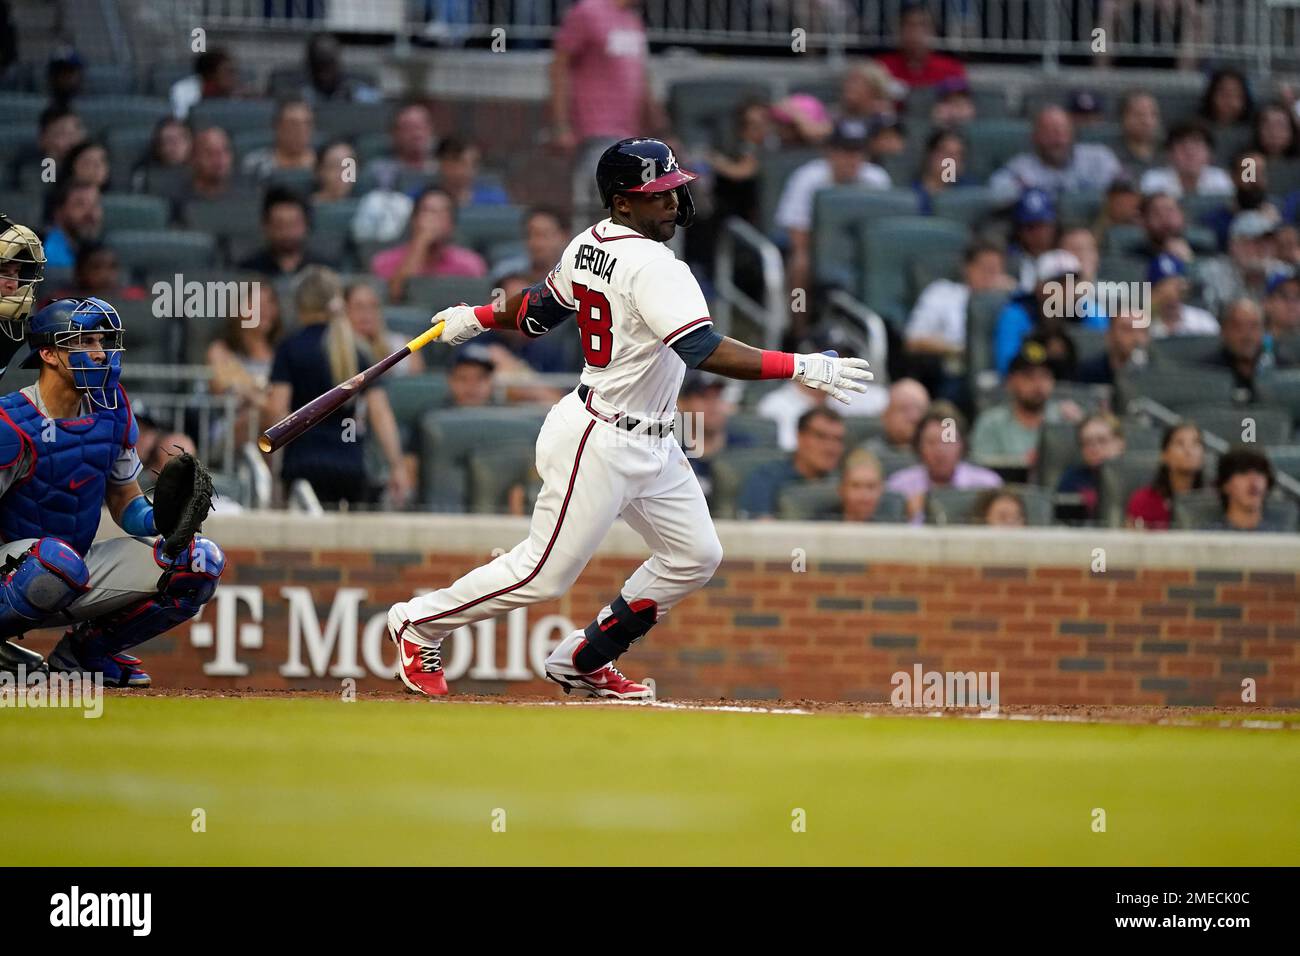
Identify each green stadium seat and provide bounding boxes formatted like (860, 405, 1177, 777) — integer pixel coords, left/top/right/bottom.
(313, 101, 395, 141)
(861, 216, 969, 327)
(965, 289, 1013, 385)
(467, 443, 535, 514)
(668, 78, 772, 149)
(1069, 326, 1107, 365)
(1097, 449, 1219, 528)
(0, 93, 46, 125)
(931, 186, 1002, 226)
(79, 96, 169, 137)
(147, 62, 192, 97)
(101, 194, 169, 232)
(113, 298, 182, 365)
(107, 230, 218, 283)
(402, 276, 495, 312)
(727, 413, 779, 447)
(1059, 191, 1103, 226)
(710, 447, 788, 519)
(1076, 122, 1122, 150)
(418, 406, 545, 511)
(1097, 253, 1147, 287)
(105, 127, 155, 188)
(843, 416, 885, 449)
(777, 478, 837, 520)
(1269, 158, 1300, 196)
(1150, 335, 1220, 367)
(1263, 444, 1300, 481)
(1257, 369, 1300, 428)
(876, 448, 917, 476)
(1115, 366, 1239, 414)
(1179, 404, 1293, 446)
(190, 100, 275, 134)
(758, 148, 820, 236)
(1173, 487, 1298, 532)
(1103, 223, 1145, 255)
(454, 204, 524, 256)
(381, 306, 433, 339)
(963, 119, 1032, 182)
(1035, 422, 1082, 490)
(0, 190, 40, 228)
(386, 374, 449, 432)
(82, 65, 136, 96)
(182, 195, 263, 241)
(1212, 124, 1253, 167)
(264, 167, 316, 198)
(925, 483, 1054, 526)
(813, 187, 922, 291)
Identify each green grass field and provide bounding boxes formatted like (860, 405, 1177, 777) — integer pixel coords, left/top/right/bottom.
(3, 697, 1298, 866)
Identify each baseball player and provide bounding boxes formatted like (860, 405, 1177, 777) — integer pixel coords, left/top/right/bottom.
(0, 212, 47, 379)
(0, 298, 224, 685)
(388, 137, 870, 699)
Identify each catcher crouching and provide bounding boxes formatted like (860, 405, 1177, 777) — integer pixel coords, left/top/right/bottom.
(0, 297, 222, 687)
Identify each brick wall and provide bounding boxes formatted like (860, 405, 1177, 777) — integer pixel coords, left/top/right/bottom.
(33, 515, 1298, 706)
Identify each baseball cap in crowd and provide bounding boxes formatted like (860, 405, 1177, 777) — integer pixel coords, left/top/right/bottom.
(1147, 252, 1188, 284)
(1008, 339, 1053, 375)
(452, 343, 496, 372)
(1015, 188, 1057, 225)
(680, 371, 726, 397)
(1230, 209, 1279, 241)
(1035, 249, 1082, 285)
(1106, 174, 1138, 196)
(935, 76, 971, 98)
(1266, 267, 1299, 297)
(48, 44, 83, 70)
(770, 94, 831, 129)
(1067, 90, 1103, 117)
(827, 117, 871, 151)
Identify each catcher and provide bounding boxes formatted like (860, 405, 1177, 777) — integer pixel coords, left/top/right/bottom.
(0, 211, 47, 379)
(0, 297, 223, 686)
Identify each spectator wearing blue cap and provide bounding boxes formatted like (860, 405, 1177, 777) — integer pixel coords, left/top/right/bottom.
(1007, 188, 1060, 291)
(1263, 267, 1300, 339)
(993, 249, 1107, 376)
(46, 44, 84, 107)
(1149, 252, 1219, 337)
(989, 106, 1122, 203)
(1197, 209, 1282, 317)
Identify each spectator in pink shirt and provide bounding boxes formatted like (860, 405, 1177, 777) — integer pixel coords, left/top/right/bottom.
(885, 402, 1002, 524)
(370, 187, 486, 303)
(549, 0, 668, 226)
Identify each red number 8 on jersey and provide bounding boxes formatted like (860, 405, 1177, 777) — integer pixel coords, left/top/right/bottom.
(571, 281, 613, 368)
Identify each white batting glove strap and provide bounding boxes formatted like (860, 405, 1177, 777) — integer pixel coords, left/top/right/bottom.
(432, 304, 486, 346)
(792, 352, 874, 405)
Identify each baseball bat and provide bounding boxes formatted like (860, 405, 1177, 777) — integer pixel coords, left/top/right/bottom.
(257, 320, 445, 454)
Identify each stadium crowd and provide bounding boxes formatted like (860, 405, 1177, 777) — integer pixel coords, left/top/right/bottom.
(2, 1, 1299, 532)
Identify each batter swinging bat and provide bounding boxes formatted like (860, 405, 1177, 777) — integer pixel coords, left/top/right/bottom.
(257, 320, 445, 454)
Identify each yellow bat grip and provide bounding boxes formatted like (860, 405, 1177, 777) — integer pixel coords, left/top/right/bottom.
(406, 320, 446, 354)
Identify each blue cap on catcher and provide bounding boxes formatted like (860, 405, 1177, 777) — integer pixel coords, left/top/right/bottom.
(22, 296, 125, 409)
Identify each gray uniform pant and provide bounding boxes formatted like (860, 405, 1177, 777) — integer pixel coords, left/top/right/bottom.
(1, 535, 165, 625)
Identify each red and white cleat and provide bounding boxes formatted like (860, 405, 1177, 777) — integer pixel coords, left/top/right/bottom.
(544, 630, 654, 701)
(388, 608, 448, 697)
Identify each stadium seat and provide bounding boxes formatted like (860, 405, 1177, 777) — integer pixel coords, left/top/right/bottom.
(1180, 404, 1293, 446)
(758, 148, 821, 238)
(777, 478, 836, 520)
(189, 99, 275, 134)
(965, 289, 1014, 385)
(1076, 122, 1122, 150)
(402, 276, 495, 311)
(1264, 444, 1300, 481)
(925, 483, 1054, 526)
(931, 186, 1002, 226)
(181, 195, 263, 260)
(1257, 368, 1300, 426)
(1034, 422, 1082, 490)
(727, 413, 779, 447)
(1173, 488, 1299, 532)
(386, 374, 449, 433)
(467, 443, 535, 514)
(419, 407, 545, 511)
(1212, 124, 1253, 167)
(1269, 158, 1300, 196)
(101, 194, 169, 232)
(264, 167, 316, 197)
(0, 92, 46, 125)
(1115, 366, 1239, 414)
(668, 79, 772, 149)
(861, 216, 970, 327)
(1058, 191, 1103, 226)
(1069, 326, 1107, 365)
(813, 187, 921, 291)
(105, 127, 155, 188)
(454, 204, 524, 256)
(78, 96, 170, 137)
(1096, 449, 1219, 528)
(0, 190, 40, 228)
(147, 62, 192, 97)
(1149, 335, 1220, 367)
(843, 416, 885, 449)
(875, 448, 917, 476)
(313, 101, 395, 141)
(1096, 254, 1148, 288)
(710, 447, 788, 519)
(380, 306, 433, 340)
(962, 119, 1032, 182)
(106, 230, 218, 284)
(113, 298, 182, 365)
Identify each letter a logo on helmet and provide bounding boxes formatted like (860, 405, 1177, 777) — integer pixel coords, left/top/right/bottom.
(595, 138, 697, 227)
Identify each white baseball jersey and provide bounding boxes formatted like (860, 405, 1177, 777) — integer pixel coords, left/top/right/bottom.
(545, 218, 712, 420)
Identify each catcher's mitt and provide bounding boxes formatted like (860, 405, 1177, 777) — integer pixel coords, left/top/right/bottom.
(151, 452, 215, 559)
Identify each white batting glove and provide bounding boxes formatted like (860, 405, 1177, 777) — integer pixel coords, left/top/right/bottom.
(792, 351, 874, 405)
(432, 304, 486, 346)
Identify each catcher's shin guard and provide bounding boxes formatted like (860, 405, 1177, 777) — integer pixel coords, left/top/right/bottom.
(0, 538, 90, 636)
(80, 535, 225, 659)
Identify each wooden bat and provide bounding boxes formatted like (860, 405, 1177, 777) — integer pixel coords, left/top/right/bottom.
(257, 320, 445, 454)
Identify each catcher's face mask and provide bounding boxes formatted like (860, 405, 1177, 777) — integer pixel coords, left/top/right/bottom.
(56, 298, 125, 410)
(0, 216, 46, 340)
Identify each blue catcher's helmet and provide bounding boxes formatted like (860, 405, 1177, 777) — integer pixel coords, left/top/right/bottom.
(21, 297, 125, 409)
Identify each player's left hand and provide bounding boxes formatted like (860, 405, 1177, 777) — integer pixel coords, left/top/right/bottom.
(792, 351, 874, 405)
(432, 304, 485, 346)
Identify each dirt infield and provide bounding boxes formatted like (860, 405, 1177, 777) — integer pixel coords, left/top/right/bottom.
(108, 687, 1300, 727)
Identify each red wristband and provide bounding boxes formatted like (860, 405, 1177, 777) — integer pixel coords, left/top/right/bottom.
(759, 350, 795, 380)
(473, 303, 498, 328)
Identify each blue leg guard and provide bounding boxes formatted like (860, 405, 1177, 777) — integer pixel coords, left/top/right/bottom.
(87, 536, 226, 657)
(0, 538, 90, 637)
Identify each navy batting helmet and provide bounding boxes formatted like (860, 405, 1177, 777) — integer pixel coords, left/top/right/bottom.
(595, 138, 697, 227)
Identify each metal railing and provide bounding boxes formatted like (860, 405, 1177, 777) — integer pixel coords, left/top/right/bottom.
(1129, 394, 1300, 502)
(194, 1, 1300, 71)
(714, 215, 787, 351)
(824, 288, 890, 385)
(124, 364, 242, 474)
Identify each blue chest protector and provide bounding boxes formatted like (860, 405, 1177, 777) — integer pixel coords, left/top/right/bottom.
(0, 386, 135, 555)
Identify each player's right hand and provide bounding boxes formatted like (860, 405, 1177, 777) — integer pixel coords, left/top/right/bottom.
(792, 351, 874, 405)
(432, 304, 486, 346)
